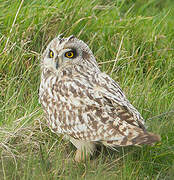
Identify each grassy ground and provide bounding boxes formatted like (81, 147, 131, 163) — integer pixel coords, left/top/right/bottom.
(0, 0, 174, 179)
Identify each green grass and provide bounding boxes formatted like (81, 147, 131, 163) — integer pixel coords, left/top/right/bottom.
(0, 0, 174, 179)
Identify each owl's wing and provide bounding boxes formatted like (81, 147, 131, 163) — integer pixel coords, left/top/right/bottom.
(94, 72, 146, 129)
(56, 71, 158, 146)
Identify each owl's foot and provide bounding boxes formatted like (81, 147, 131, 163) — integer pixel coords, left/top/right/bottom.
(69, 137, 96, 162)
(75, 149, 89, 162)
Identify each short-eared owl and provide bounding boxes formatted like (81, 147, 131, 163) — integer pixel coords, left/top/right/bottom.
(39, 35, 160, 162)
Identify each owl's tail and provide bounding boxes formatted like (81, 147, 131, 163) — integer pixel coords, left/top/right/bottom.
(131, 132, 161, 145)
(102, 132, 161, 148)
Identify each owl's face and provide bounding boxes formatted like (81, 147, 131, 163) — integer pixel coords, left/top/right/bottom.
(41, 35, 98, 73)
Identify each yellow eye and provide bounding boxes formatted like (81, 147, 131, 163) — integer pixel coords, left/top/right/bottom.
(49, 50, 54, 58)
(65, 51, 74, 58)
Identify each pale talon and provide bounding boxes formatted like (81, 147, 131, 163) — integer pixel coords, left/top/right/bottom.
(75, 149, 90, 162)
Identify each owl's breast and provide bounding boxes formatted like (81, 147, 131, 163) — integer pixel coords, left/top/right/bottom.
(39, 70, 83, 133)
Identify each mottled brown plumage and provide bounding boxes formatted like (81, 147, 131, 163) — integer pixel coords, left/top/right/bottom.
(39, 35, 160, 161)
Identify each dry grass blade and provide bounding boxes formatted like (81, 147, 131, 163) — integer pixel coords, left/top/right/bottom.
(110, 36, 124, 74)
(4, 0, 24, 51)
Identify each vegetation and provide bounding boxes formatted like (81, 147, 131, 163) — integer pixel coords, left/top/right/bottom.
(0, 0, 174, 179)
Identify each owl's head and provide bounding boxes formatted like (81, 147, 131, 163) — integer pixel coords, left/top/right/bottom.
(41, 35, 98, 73)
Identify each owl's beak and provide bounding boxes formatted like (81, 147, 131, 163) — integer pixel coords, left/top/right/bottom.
(55, 56, 63, 69)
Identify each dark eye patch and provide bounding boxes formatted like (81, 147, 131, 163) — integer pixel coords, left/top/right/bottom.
(64, 49, 77, 59)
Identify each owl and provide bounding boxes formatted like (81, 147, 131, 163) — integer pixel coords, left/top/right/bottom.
(39, 35, 160, 162)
